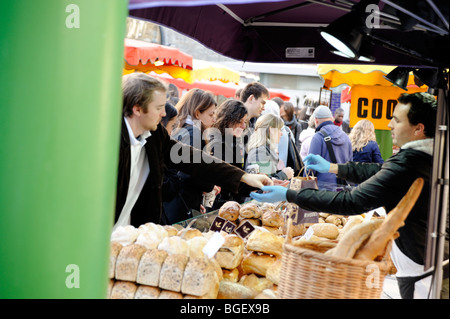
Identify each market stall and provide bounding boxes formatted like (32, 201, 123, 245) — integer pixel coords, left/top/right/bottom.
(107, 177, 423, 299)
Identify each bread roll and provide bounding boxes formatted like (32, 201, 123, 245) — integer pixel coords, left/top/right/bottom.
(136, 249, 168, 286)
(246, 228, 284, 257)
(181, 257, 219, 297)
(310, 223, 340, 240)
(261, 210, 284, 228)
(239, 274, 274, 293)
(158, 236, 189, 256)
(178, 228, 203, 240)
(239, 203, 262, 219)
(217, 281, 258, 299)
(110, 281, 138, 299)
(115, 244, 147, 282)
(134, 285, 161, 299)
(110, 225, 139, 246)
(109, 241, 123, 279)
(214, 234, 244, 269)
(158, 254, 189, 292)
(218, 201, 241, 221)
(187, 236, 209, 258)
(135, 231, 162, 250)
(241, 252, 277, 277)
(163, 225, 179, 237)
(280, 222, 305, 237)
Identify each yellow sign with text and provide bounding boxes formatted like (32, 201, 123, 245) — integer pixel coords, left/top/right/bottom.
(350, 85, 427, 130)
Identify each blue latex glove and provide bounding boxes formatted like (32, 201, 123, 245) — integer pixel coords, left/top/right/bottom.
(250, 186, 287, 203)
(303, 154, 331, 173)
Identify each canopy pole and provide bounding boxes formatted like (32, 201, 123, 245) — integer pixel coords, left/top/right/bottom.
(0, 0, 127, 298)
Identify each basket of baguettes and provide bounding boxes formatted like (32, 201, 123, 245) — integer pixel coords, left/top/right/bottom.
(278, 178, 424, 299)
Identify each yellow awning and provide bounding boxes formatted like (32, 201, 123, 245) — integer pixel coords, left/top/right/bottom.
(189, 59, 240, 84)
(317, 64, 416, 88)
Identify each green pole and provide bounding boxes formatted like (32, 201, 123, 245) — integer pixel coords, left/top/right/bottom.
(0, 0, 127, 298)
(375, 129, 393, 161)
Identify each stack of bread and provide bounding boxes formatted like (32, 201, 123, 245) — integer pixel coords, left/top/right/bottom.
(108, 223, 223, 299)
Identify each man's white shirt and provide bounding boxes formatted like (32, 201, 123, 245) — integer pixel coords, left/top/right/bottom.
(113, 118, 151, 230)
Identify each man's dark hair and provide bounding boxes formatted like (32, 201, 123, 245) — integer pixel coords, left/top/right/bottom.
(397, 92, 437, 138)
(240, 82, 269, 103)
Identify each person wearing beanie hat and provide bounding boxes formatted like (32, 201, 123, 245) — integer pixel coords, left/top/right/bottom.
(305, 105, 352, 187)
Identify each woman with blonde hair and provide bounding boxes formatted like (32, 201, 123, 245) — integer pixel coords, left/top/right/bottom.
(245, 113, 294, 180)
(348, 119, 384, 163)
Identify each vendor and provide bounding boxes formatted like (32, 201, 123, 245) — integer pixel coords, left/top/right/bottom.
(251, 92, 437, 299)
(115, 72, 272, 229)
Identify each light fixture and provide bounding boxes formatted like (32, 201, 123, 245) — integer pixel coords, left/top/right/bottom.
(383, 67, 413, 91)
(330, 40, 375, 62)
(319, 12, 364, 59)
(413, 68, 444, 89)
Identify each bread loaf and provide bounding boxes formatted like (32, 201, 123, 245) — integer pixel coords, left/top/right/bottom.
(239, 203, 262, 219)
(310, 223, 339, 240)
(181, 257, 219, 297)
(354, 178, 424, 261)
(178, 228, 203, 240)
(246, 228, 284, 257)
(136, 249, 168, 286)
(218, 201, 241, 221)
(110, 225, 139, 246)
(158, 236, 189, 256)
(331, 219, 384, 258)
(217, 281, 258, 299)
(265, 258, 282, 285)
(215, 234, 244, 269)
(109, 241, 123, 279)
(158, 290, 184, 299)
(134, 285, 161, 299)
(187, 236, 209, 258)
(158, 254, 189, 292)
(110, 281, 138, 299)
(338, 215, 364, 239)
(239, 274, 274, 293)
(163, 225, 179, 237)
(115, 244, 147, 282)
(241, 252, 277, 277)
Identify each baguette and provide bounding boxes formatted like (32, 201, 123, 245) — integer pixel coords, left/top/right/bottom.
(331, 219, 383, 258)
(354, 178, 424, 261)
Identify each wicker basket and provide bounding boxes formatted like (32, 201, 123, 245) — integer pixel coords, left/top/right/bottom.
(278, 219, 391, 299)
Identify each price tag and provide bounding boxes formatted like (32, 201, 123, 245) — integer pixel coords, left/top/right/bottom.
(202, 231, 225, 259)
(302, 226, 315, 240)
(209, 216, 227, 232)
(222, 220, 236, 234)
(234, 220, 255, 239)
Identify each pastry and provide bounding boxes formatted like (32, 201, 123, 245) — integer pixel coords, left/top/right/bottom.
(239, 202, 262, 219)
(218, 201, 241, 221)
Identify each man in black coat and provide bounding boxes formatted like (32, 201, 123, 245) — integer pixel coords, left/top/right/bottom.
(115, 73, 272, 229)
(251, 92, 438, 299)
